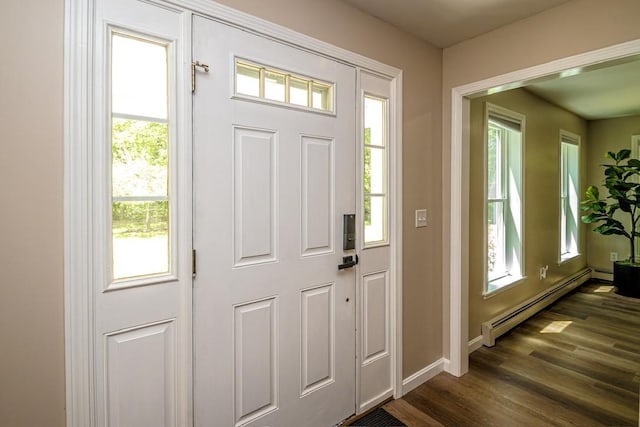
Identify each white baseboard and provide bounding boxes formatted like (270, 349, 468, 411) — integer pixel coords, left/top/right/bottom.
(468, 335, 483, 353)
(401, 358, 445, 395)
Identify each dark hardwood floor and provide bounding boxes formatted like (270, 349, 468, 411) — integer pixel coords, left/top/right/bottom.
(383, 282, 640, 426)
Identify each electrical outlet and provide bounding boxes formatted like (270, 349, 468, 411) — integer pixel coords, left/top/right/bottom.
(610, 252, 618, 261)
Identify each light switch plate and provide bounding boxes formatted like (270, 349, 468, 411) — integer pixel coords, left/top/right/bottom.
(415, 209, 427, 228)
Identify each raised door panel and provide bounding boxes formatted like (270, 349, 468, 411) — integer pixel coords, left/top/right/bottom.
(300, 283, 335, 396)
(359, 271, 392, 408)
(362, 272, 388, 363)
(105, 320, 176, 427)
(301, 136, 334, 256)
(233, 127, 277, 267)
(234, 298, 278, 426)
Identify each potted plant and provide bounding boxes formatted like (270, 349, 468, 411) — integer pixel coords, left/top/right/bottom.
(581, 149, 640, 298)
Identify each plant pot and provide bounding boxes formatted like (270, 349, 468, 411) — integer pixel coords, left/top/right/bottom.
(613, 261, 640, 298)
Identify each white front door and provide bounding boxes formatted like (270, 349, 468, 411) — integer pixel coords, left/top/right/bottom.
(192, 16, 357, 426)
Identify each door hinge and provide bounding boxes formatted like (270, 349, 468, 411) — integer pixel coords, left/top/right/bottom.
(191, 60, 210, 93)
(192, 249, 197, 278)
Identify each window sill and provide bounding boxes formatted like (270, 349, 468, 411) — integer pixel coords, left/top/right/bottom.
(559, 253, 581, 265)
(484, 275, 527, 299)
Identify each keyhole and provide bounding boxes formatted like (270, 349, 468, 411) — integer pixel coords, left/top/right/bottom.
(346, 298, 350, 302)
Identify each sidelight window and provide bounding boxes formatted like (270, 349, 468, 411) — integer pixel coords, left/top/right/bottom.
(110, 32, 171, 282)
(363, 95, 388, 246)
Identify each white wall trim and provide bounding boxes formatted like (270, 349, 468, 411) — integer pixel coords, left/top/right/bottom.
(468, 336, 483, 354)
(64, 0, 94, 425)
(392, 71, 404, 401)
(65, 1, 403, 425)
(448, 38, 640, 377)
(401, 358, 445, 395)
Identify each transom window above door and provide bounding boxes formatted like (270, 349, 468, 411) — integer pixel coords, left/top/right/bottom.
(234, 59, 334, 113)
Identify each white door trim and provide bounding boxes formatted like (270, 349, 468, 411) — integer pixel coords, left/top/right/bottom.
(64, 0, 403, 425)
(64, 1, 95, 423)
(448, 38, 640, 376)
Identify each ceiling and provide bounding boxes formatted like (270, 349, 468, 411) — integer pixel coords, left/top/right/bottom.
(342, 0, 571, 48)
(341, 0, 640, 120)
(525, 58, 640, 120)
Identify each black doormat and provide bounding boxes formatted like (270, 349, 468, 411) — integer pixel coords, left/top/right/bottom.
(350, 408, 406, 427)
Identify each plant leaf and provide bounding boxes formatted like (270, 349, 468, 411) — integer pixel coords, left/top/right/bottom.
(581, 213, 606, 223)
(619, 199, 632, 212)
(585, 185, 599, 201)
(617, 149, 631, 161)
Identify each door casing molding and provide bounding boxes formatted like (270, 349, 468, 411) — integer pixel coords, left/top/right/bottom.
(448, 38, 640, 376)
(64, 0, 403, 424)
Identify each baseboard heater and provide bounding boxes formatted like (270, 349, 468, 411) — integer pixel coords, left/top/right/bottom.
(481, 267, 592, 347)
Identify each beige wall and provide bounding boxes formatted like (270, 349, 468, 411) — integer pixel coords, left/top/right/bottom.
(442, 0, 640, 356)
(199, 0, 445, 378)
(586, 115, 640, 272)
(468, 89, 588, 337)
(0, 0, 66, 426)
(1, 0, 443, 424)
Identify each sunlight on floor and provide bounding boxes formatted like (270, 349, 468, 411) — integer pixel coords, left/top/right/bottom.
(593, 285, 614, 293)
(540, 320, 573, 334)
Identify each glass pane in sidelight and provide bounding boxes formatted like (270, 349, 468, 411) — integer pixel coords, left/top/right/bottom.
(112, 201, 169, 280)
(364, 96, 385, 146)
(236, 62, 260, 97)
(364, 146, 385, 194)
(364, 195, 385, 243)
(110, 31, 171, 282)
(112, 33, 168, 119)
(112, 118, 168, 198)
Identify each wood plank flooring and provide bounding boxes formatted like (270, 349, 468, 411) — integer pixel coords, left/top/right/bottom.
(382, 282, 640, 426)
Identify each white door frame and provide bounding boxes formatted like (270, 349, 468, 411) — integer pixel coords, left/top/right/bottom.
(447, 38, 640, 376)
(64, 0, 403, 424)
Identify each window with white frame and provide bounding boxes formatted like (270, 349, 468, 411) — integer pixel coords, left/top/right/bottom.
(110, 31, 172, 282)
(363, 95, 388, 246)
(486, 104, 524, 294)
(560, 131, 580, 262)
(235, 59, 334, 112)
